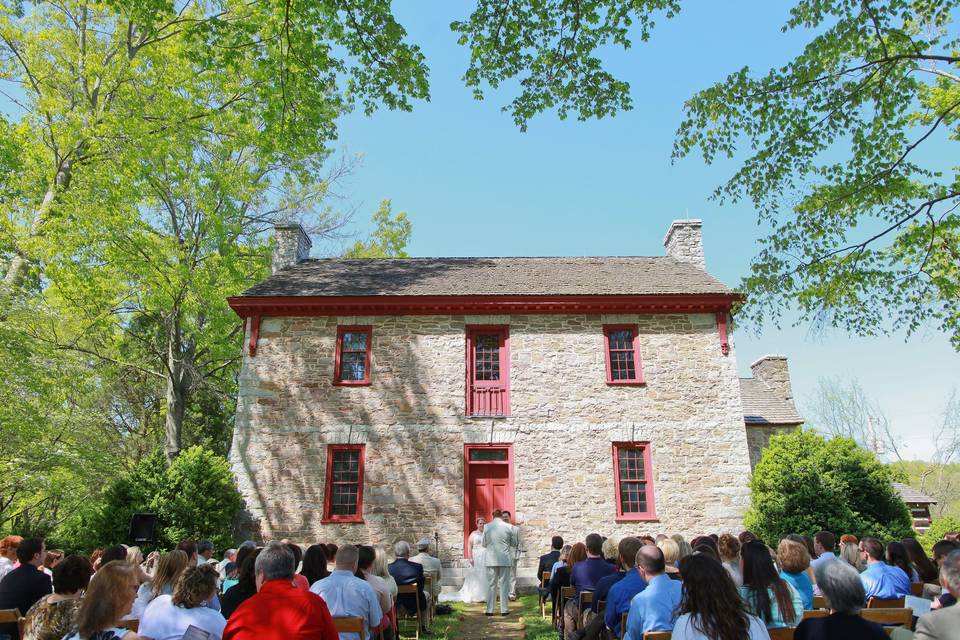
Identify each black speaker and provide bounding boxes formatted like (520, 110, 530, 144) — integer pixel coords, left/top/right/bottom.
(128, 513, 157, 544)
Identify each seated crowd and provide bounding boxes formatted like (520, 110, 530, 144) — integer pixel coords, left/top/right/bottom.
(538, 529, 960, 640)
(0, 532, 446, 640)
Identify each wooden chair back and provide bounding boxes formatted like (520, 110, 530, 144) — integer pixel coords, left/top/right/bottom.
(0, 609, 22, 623)
(577, 590, 594, 629)
(768, 628, 796, 640)
(119, 619, 140, 632)
(643, 632, 671, 640)
(802, 609, 830, 619)
(396, 584, 420, 640)
(860, 607, 913, 627)
(866, 597, 905, 609)
(334, 616, 366, 640)
(559, 586, 575, 632)
(424, 574, 437, 617)
(812, 595, 827, 609)
(621, 612, 628, 640)
(597, 599, 606, 614)
(910, 582, 923, 596)
(540, 570, 550, 618)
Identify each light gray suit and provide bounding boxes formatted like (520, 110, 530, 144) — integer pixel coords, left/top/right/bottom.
(482, 517, 518, 613)
(914, 601, 960, 640)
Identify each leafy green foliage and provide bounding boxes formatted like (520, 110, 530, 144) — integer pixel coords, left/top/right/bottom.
(746, 430, 913, 544)
(918, 516, 960, 554)
(344, 200, 412, 258)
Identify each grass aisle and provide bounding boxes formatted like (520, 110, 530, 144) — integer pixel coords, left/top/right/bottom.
(518, 594, 557, 640)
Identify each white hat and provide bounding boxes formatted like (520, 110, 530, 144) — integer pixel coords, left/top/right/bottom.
(416, 538, 431, 548)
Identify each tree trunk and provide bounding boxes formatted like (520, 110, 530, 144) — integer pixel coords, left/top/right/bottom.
(164, 316, 186, 461)
(3, 158, 75, 290)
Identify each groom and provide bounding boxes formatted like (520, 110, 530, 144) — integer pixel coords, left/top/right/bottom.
(483, 508, 518, 616)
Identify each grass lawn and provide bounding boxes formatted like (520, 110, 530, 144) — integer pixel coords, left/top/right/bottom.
(518, 594, 558, 640)
(399, 601, 466, 639)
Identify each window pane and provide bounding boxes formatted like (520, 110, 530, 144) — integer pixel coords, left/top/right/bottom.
(474, 334, 501, 381)
(329, 450, 360, 517)
(619, 481, 647, 514)
(609, 329, 633, 350)
(469, 449, 508, 461)
(342, 331, 367, 352)
(618, 447, 645, 481)
(340, 352, 366, 381)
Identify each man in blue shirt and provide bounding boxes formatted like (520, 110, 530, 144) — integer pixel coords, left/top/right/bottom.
(572, 537, 644, 640)
(564, 534, 616, 640)
(859, 538, 911, 600)
(310, 544, 383, 640)
(623, 545, 682, 640)
(602, 539, 647, 639)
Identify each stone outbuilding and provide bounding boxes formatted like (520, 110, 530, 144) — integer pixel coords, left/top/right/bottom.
(226, 219, 799, 580)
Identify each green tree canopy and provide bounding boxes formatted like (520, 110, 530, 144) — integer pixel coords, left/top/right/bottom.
(746, 429, 913, 543)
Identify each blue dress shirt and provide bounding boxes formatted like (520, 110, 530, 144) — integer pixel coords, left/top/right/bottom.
(781, 570, 814, 610)
(604, 568, 647, 637)
(623, 574, 682, 640)
(310, 569, 383, 640)
(860, 561, 911, 600)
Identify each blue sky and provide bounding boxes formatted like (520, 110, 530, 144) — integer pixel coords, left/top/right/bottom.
(328, 1, 959, 460)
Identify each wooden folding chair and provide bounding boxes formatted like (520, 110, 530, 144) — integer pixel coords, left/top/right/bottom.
(812, 595, 827, 609)
(119, 619, 140, 632)
(424, 574, 436, 618)
(597, 599, 606, 615)
(396, 584, 421, 640)
(910, 582, 923, 596)
(768, 628, 796, 640)
(802, 609, 829, 619)
(0, 609, 24, 639)
(558, 586, 575, 633)
(577, 590, 594, 629)
(540, 570, 550, 618)
(334, 616, 367, 640)
(643, 631, 671, 640)
(866, 597, 905, 609)
(860, 607, 913, 628)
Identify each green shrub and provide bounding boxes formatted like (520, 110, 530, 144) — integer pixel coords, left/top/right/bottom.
(745, 430, 913, 544)
(918, 516, 960, 554)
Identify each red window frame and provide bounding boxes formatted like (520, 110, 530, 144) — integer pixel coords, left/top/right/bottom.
(465, 325, 510, 417)
(612, 442, 657, 521)
(602, 324, 645, 385)
(322, 444, 365, 523)
(333, 325, 373, 386)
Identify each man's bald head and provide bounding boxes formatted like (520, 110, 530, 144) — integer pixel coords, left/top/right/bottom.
(635, 544, 666, 575)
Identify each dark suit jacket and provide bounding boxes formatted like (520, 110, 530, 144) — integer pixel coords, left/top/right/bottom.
(389, 558, 427, 614)
(537, 550, 561, 584)
(0, 564, 52, 639)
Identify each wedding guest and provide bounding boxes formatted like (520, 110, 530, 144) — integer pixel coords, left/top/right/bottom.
(811, 532, 837, 569)
(931, 540, 960, 609)
(388, 541, 429, 632)
(564, 534, 615, 639)
(372, 546, 398, 601)
(300, 544, 330, 586)
(310, 545, 382, 640)
(886, 541, 919, 582)
(600, 540, 650, 639)
(656, 538, 682, 579)
(40, 550, 63, 578)
(197, 541, 215, 566)
(285, 544, 309, 590)
(859, 538, 910, 599)
(538, 536, 563, 583)
(739, 540, 802, 628)
(601, 537, 620, 565)
(324, 544, 338, 572)
(778, 538, 813, 610)
(550, 545, 572, 579)
(221, 547, 261, 619)
(915, 549, 960, 639)
(89, 549, 104, 571)
(100, 546, 128, 567)
(132, 550, 188, 619)
(795, 559, 886, 640)
(717, 534, 742, 587)
(546, 543, 583, 617)
(125, 547, 150, 585)
(622, 545, 682, 640)
(63, 561, 139, 640)
(223, 542, 338, 640)
(738, 531, 758, 545)
(139, 564, 226, 640)
(0, 536, 23, 581)
(409, 538, 442, 600)
(671, 534, 693, 561)
(22, 555, 93, 640)
(902, 537, 939, 584)
(840, 542, 863, 572)
(358, 545, 393, 640)
(672, 554, 768, 640)
(0, 537, 51, 640)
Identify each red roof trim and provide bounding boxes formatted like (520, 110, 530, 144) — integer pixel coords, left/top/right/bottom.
(227, 293, 742, 318)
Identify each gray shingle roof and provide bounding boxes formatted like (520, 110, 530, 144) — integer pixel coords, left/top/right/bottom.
(740, 378, 804, 425)
(240, 257, 736, 297)
(893, 482, 937, 504)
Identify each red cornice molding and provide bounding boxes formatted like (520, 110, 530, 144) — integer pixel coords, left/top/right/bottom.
(227, 293, 743, 318)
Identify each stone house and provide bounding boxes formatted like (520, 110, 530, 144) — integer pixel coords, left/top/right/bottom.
(227, 219, 802, 577)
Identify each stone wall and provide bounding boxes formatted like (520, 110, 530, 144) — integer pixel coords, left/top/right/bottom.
(230, 312, 752, 563)
(272, 224, 312, 274)
(663, 220, 705, 270)
(744, 424, 798, 470)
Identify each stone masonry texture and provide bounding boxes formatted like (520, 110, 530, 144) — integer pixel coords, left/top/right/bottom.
(230, 312, 753, 565)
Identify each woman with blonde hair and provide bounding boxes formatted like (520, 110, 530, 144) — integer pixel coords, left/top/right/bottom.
(373, 544, 399, 599)
(671, 534, 694, 560)
(131, 550, 188, 618)
(125, 547, 152, 585)
(657, 538, 682, 577)
(62, 561, 139, 640)
(139, 564, 225, 640)
(839, 542, 863, 572)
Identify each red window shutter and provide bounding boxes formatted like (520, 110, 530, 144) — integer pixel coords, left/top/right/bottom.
(602, 325, 644, 385)
(465, 326, 510, 416)
(322, 444, 365, 523)
(612, 442, 657, 521)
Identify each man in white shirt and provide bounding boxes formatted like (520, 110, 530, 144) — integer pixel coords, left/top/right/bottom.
(310, 545, 383, 640)
(139, 564, 226, 640)
(410, 538, 443, 600)
(197, 540, 216, 566)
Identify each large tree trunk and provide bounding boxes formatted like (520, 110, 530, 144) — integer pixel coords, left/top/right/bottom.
(3, 158, 75, 289)
(164, 315, 187, 461)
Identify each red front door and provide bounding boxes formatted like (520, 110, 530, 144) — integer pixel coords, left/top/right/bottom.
(464, 444, 515, 558)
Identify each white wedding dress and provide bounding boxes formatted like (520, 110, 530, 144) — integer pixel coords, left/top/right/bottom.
(439, 529, 487, 603)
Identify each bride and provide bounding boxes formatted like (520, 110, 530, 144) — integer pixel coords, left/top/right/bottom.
(439, 517, 487, 603)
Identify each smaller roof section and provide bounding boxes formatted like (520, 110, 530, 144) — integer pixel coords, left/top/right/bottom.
(739, 377, 804, 425)
(893, 482, 937, 505)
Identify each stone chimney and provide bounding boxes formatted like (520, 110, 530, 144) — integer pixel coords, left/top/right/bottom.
(663, 219, 705, 269)
(750, 354, 794, 402)
(272, 223, 312, 274)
